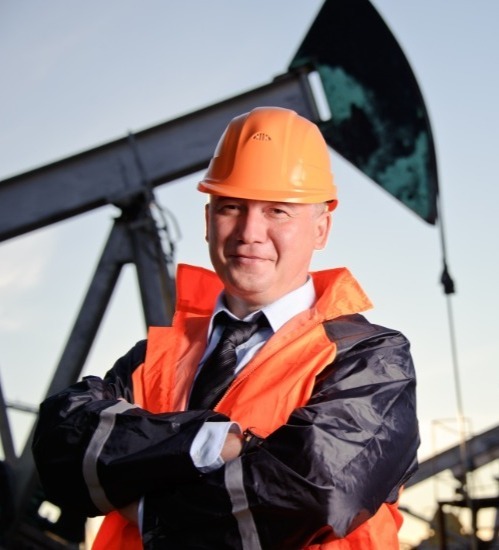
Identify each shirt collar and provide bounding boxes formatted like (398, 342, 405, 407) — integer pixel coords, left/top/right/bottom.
(208, 277, 316, 337)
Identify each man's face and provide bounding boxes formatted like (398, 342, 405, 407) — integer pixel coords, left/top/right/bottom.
(205, 197, 331, 315)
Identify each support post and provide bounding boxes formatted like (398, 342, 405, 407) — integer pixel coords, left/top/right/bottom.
(8, 194, 175, 546)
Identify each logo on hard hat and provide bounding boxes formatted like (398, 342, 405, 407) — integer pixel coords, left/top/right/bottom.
(252, 132, 271, 142)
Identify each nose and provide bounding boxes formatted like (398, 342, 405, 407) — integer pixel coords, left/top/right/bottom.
(237, 206, 266, 243)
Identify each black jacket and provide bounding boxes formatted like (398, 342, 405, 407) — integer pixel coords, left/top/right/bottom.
(33, 313, 419, 549)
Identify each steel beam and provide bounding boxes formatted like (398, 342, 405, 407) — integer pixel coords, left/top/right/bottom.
(125, 198, 175, 326)
(0, 70, 319, 243)
(12, 196, 176, 532)
(405, 425, 499, 488)
(13, 217, 131, 519)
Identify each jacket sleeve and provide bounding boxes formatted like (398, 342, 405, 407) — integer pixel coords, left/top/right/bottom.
(32, 340, 229, 517)
(141, 314, 420, 549)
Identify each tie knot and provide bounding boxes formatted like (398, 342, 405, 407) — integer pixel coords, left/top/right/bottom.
(214, 311, 267, 348)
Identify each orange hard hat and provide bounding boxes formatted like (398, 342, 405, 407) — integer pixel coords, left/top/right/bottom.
(197, 106, 337, 210)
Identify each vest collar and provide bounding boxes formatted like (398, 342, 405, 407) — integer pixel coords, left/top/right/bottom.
(174, 263, 372, 322)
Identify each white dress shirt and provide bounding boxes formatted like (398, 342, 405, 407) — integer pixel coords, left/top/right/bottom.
(190, 277, 316, 472)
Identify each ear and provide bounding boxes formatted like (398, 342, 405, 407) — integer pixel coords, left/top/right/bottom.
(204, 203, 210, 242)
(314, 212, 332, 250)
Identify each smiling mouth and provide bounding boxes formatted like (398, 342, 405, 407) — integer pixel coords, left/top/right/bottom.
(229, 254, 268, 264)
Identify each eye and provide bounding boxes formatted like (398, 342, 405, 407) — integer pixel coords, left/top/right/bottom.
(216, 202, 243, 215)
(266, 205, 293, 218)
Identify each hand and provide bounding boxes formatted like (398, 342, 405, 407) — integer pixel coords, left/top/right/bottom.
(118, 501, 139, 525)
(221, 432, 243, 462)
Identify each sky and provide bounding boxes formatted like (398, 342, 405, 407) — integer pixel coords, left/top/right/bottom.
(1, 1, 499, 545)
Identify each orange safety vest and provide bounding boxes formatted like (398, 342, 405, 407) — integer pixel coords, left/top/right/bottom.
(93, 264, 403, 549)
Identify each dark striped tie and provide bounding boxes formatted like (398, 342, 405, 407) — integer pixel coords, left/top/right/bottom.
(188, 311, 265, 409)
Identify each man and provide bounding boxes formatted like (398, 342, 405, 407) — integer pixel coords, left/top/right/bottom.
(33, 107, 419, 549)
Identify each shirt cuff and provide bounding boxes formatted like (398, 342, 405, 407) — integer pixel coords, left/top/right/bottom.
(190, 421, 241, 473)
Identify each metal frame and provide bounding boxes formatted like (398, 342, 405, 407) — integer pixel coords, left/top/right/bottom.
(0, 69, 321, 547)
